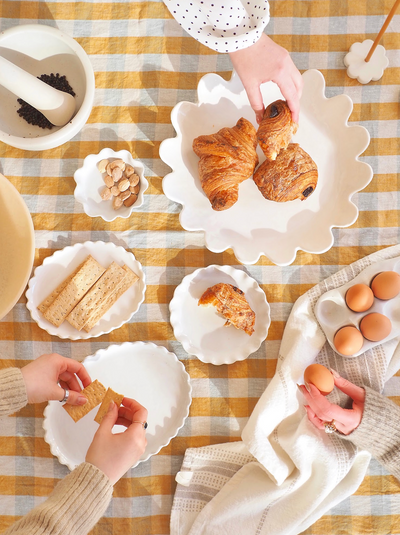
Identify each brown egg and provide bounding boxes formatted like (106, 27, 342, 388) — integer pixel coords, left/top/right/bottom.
(371, 271, 400, 300)
(304, 364, 334, 396)
(345, 284, 374, 312)
(333, 326, 364, 356)
(359, 312, 391, 342)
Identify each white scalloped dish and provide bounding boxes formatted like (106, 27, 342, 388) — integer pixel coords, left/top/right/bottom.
(160, 69, 373, 266)
(169, 265, 270, 365)
(74, 148, 149, 222)
(25, 241, 146, 340)
(43, 342, 192, 470)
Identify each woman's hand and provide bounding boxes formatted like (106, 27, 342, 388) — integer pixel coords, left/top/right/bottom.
(86, 397, 148, 485)
(229, 33, 303, 124)
(298, 373, 366, 435)
(21, 353, 91, 405)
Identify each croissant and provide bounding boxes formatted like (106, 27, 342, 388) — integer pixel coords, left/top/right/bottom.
(257, 100, 298, 160)
(192, 117, 259, 211)
(198, 282, 255, 336)
(253, 143, 318, 202)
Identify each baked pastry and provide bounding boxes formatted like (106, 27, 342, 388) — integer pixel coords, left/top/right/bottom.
(253, 143, 318, 202)
(198, 282, 255, 336)
(257, 100, 298, 160)
(192, 117, 259, 211)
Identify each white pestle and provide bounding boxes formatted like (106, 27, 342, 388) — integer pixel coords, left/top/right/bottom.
(0, 56, 76, 126)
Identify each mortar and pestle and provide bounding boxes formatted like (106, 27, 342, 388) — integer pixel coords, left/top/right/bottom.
(0, 24, 95, 151)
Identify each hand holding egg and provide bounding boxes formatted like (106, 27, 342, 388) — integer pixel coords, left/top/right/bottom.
(300, 371, 366, 436)
(303, 364, 334, 395)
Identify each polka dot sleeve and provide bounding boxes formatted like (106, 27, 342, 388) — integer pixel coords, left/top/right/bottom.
(163, 0, 270, 53)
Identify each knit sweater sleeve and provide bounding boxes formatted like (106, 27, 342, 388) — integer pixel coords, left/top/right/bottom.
(3, 463, 113, 535)
(163, 0, 270, 53)
(0, 368, 28, 416)
(341, 386, 400, 480)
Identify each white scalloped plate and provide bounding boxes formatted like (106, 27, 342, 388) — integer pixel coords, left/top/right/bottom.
(170, 265, 270, 365)
(25, 241, 146, 340)
(160, 69, 373, 266)
(43, 342, 192, 471)
(73, 148, 149, 222)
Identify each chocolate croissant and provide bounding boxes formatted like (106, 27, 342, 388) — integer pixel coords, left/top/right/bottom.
(257, 100, 298, 160)
(198, 282, 255, 336)
(192, 117, 259, 211)
(253, 143, 318, 202)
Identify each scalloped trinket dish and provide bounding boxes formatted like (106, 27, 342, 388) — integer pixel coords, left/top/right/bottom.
(160, 69, 373, 266)
(43, 342, 192, 470)
(25, 241, 146, 340)
(169, 265, 270, 365)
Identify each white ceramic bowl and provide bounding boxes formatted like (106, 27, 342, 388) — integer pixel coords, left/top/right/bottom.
(74, 148, 149, 221)
(0, 24, 95, 151)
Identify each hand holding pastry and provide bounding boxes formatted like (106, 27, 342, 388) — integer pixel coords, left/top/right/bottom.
(21, 353, 91, 405)
(86, 397, 148, 485)
(299, 372, 365, 435)
(229, 34, 303, 124)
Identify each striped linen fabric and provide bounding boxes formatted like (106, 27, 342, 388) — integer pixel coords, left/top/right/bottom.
(0, 1, 399, 534)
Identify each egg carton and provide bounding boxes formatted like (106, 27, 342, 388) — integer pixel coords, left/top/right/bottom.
(315, 256, 400, 358)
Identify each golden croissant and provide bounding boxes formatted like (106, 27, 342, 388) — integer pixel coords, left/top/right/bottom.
(198, 282, 255, 336)
(253, 143, 318, 202)
(192, 117, 259, 211)
(257, 100, 298, 160)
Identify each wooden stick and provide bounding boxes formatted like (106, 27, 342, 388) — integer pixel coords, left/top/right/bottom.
(365, 0, 400, 61)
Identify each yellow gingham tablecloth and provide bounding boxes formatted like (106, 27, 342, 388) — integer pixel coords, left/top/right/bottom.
(0, 1, 400, 534)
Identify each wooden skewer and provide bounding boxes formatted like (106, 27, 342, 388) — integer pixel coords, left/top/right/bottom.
(365, 0, 400, 62)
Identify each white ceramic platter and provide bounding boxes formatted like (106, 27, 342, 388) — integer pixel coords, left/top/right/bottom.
(25, 241, 146, 340)
(160, 69, 373, 266)
(74, 148, 149, 222)
(43, 342, 192, 470)
(315, 257, 400, 358)
(0, 173, 35, 319)
(169, 265, 270, 365)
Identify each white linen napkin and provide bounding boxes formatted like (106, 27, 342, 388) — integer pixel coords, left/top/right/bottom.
(170, 244, 400, 535)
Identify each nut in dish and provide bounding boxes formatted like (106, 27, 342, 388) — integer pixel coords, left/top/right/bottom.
(198, 282, 255, 336)
(98, 158, 141, 210)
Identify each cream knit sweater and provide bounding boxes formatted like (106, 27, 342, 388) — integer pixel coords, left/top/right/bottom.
(0, 368, 113, 535)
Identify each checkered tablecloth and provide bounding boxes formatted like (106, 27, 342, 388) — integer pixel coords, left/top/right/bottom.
(0, 1, 400, 534)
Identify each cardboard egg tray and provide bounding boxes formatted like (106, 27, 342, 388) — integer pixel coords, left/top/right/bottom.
(315, 256, 400, 358)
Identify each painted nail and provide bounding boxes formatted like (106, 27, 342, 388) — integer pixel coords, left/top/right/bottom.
(296, 383, 304, 394)
(107, 400, 115, 412)
(78, 396, 87, 405)
(330, 368, 340, 378)
(304, 381, 311, 393)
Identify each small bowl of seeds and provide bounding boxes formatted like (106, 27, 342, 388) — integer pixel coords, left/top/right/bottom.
(73, 148, 148, 222)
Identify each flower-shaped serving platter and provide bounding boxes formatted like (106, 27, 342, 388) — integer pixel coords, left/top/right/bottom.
(25, 241, 146, 340)
(170, 265, 270, 365)
(43, 342, 192, 470)
(74, 148, 149, 222)
(160, 69, 373, 266)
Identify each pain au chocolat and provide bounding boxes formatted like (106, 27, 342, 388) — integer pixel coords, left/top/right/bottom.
(257, 99, 298, 161)
(192, 117, 258, 211)
(253, 143, 318, 202)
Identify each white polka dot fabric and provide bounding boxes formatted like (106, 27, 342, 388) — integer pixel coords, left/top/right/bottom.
(163, 0, 270, 52)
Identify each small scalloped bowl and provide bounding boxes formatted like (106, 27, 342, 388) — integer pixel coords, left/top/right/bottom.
(74, 148, 149, 222)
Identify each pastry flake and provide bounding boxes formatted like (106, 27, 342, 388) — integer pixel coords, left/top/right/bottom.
(257, 99, 298, 160)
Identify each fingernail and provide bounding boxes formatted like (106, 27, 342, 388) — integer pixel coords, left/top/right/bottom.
(296, 383, 304, 394)
(304, 381, 311, 393)
(107, 400, 115, 412)
(78, 396, 87, 405)
(330, 368, 340, 378)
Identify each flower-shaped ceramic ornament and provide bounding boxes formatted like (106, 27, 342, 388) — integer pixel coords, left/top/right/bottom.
(344, 39, 389, 84)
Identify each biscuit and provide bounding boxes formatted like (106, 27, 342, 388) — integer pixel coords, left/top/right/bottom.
(63, 379, 107, 422)
(94, 387, 124, 424)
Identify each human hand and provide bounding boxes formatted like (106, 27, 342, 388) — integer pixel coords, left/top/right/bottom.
(298, 372, 366, 435)
(21, 353, 91, 405)
(229, 33, 303, 124)
(86, 397, 148, 485)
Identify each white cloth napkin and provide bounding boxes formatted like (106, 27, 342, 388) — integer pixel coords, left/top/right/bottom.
(170, 244, 400, 535)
